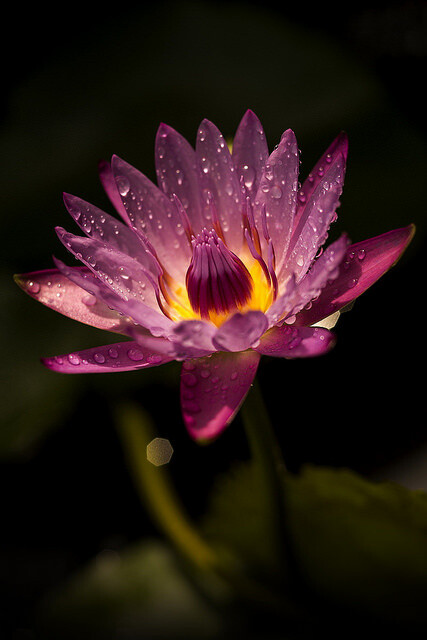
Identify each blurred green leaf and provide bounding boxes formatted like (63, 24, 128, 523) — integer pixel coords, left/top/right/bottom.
(285, 465, 427, 624)
(38, 540, 227, 640)
(202, 462, 427, 626)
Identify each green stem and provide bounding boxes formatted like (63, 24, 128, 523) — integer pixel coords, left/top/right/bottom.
(115, 402, 297, 615)
(241, 379, 296, 588)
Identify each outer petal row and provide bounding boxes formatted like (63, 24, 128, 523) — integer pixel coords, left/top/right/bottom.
(294, 225, 415, 326)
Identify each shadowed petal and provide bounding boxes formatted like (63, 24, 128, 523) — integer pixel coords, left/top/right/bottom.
(196, 119, 244, 255)
(155, 123, 206, 232)
(213, 311, 268, 352)
(98, 159, 131, 224)
(254, 129, 299, 274)
(294, 132, 348, 231)
(42, 340, 174, 374)
(255, 325, 335, 358)
(14, 267, 130, 334)
(294, 225, 415, 327)
(181, 350, 260, 441)
(232, 109, 269, 203)
(285, 153, 346, 282)
(111, 155, 191, 280)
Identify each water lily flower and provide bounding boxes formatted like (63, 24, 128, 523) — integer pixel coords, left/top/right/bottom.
(15, 111, 414, 441)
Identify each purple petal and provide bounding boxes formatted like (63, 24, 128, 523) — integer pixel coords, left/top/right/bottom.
(180, 350, 260, 441)
(14, 267, 131, 333)
(53, 255, 173, 339)
(63, 193, 158, 275)
(213, 311, 268, 352)
(232, 109, 269, 203)
(155, 123, 206, 232)
(294, 132, 348, 231)
(295, 225, 415, 327)
(98, 159, 131, 224)
(111, 155, 191, 280)
(196, 119, 244, 255)
(42, 340, 174, 374)
(268, 234, 350, 325)
(254, 129, 299, 273)
(171, 319, 217, 357)
(285, 153, 346, 282)
(255, 325, 335, 358)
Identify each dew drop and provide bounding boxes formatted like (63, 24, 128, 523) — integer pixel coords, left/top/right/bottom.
(270, 185, 282, 199)
(230, 371, 238, 381)
(127, 348, 144, 361)
(108, 348, 119, 359)
(116, 176, 130, 197)
(182, 373, 197, 387)
(67, 353, 80, 365)
(27, 281, 40, 294)
(357, 249, 366, 261)
(94, 352, 106, 363)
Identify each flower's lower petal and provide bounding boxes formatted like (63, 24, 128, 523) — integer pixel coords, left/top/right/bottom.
(196, 119, 244, 256)
(155, 123, 206, 232)
(181, 350, 260, 441)
(294, 225, 415, 327)
(255, 325, 335, 358)
(293, 132, 348, 232)
(111, 155, 191, 281)
(53, 257, 174, 338)
(232, 109, 269, 204)
(14, 267, 131, 334)
(254, 129, 299, 274)
(42, 340, 174, 374)
(170, 319, 217, 358)
(213, 311, 268, 352)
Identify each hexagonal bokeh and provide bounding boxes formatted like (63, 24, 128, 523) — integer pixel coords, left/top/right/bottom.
(146, 438, 174, 467)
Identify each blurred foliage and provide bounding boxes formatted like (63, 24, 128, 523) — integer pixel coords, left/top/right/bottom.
(35, 404, 427, 638)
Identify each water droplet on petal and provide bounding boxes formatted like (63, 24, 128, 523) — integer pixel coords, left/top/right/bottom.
(116, 175, 130, 197)
(94, 352, 106, 363)
(127, 348, 144, 361)
(27, 281, 40, 294)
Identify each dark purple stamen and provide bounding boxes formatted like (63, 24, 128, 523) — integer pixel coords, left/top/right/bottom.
(186, 228, 253, 319)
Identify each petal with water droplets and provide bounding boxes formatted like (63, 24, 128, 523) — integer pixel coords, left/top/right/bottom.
(181, 350, 260, 441)
(294, 225, 415, 327)
(98, 159, 131, 224)
(196, 119, 244, 255)
(232, 109, 269, 203)
(42, 340, 174, 374)
(155, 123, 206, 233)
(14, 267, 131, 334)
(254, 129, 299, 274)
(213, 311, 268, 352)
(255, 325, 335, 358)
(294, 131, 348, 231)
(111, 155, 191, 281)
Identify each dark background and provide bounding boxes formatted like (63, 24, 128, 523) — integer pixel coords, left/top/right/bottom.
(1, 0, 426, 637)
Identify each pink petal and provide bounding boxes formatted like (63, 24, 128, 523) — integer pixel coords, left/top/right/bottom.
(285, 153, 346, 282)
(53, 256, 173, 339)
(254, 129, 299, 274)
(42, 340, 174, 374)
(180, 350, 260, 441)
(232, 109, 269, 203)
(196, 119, 244, 255)
(255, 325, 335, 358)
(155, 123, 206, 232)
(63, 193, 158, 275)
(170, 319, 217, 357)
(14, 267, 130, 334)
(98, 159, 131, 224)
(111, 155, 191, 281)
(268, 234, 350, 325)
(294, 131, 348, 232)
(295, 225, 415, 327)
(213, 311, 268, 352)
